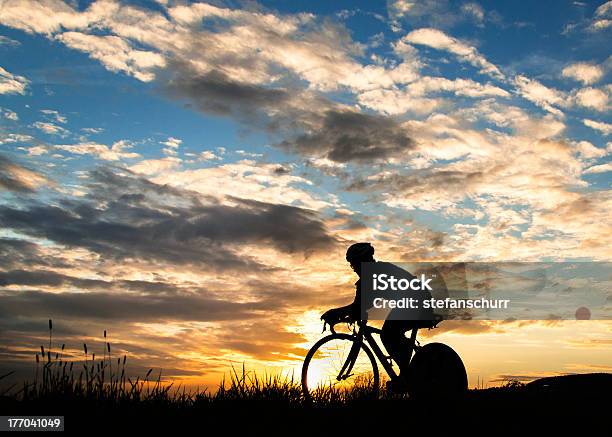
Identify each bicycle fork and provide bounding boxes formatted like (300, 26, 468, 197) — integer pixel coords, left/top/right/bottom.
(336, 337, 362, 381)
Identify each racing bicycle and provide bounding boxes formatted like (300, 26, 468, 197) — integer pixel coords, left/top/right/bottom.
(301, 319, 467, 398)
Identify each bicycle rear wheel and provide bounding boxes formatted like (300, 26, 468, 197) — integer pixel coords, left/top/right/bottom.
(407, 342, 467, 399)
(302, 333, 379, 397)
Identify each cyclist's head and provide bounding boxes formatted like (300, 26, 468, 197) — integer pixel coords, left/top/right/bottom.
(346, 242, 375, 275)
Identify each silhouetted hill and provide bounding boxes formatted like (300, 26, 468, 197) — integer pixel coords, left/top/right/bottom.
(526, 372, 612, 395)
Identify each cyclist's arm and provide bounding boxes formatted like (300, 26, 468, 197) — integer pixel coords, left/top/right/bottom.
(321, 280, 362, 323)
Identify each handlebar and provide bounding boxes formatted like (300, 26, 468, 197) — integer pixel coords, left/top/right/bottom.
(322, 321, 336, 334)
(323, 318, 364, 335)
(322, 319, 384, 337)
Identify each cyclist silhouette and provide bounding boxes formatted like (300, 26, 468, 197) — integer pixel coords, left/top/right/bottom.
(321, 242, 438, 392)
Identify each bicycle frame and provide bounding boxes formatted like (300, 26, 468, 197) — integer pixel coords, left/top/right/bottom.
(333, 321, 420, 382)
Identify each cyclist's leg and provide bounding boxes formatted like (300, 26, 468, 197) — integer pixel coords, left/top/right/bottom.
(381, 319, 417, 376)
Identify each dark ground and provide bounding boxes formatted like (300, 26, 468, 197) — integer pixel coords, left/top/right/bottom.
(2, 373, 610, 433)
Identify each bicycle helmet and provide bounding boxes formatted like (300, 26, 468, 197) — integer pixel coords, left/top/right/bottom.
(346, 242, 375, 262)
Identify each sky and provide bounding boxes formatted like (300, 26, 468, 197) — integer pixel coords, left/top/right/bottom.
(0, 0, 611, 389)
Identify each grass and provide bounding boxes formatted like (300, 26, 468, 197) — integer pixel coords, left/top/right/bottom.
(1, 321, 609, 432)
(4, 355, 382, 406)
(1, 320, 385, 407)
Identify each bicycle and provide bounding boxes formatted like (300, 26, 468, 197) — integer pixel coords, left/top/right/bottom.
(301, 319, 467, 398)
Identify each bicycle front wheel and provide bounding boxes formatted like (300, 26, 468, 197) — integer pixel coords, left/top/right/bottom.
(302, 333, 379, 397)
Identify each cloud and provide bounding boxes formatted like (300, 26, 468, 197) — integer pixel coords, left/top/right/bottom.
(55, 31, 166, 82)
(160, 136, 182, 156)
(0, 66, 29, 94)
(40, 109, 67, 123)
(0, 289, 266, 322)
(0, 268, 175, 293)
(573, 87, 609, 111)
(164, 67, 293, 122)
(584, 163, 612, 174)
(0, 154, 51, 193)
(357, 76, 509, 115)
(32, 121, 69, 136)
(573, 140, 607, 159)
(23, 146, 48, 156)
(583, 118, 612, 135)
(0, 35, 20, 47)
(0, 0, 89, 34)
(562, 62, 604, 85)
(0, 166, 338, 269)
(0, 133, 34, 145)
(349, 167, 491, 211)
(150, 159, 332, 210)
(489, 373, 543, 383)
(199, 150, 220, 161)
(527, 191, 612, 257)
(336, 102, 612, 260)
(54, 141, 140, 161)
(591, 1, 612, 30)
(81, 127, 104, 134)
(402, 28, 504, 79)
(0, 0, 528, 172)
(388, 0, 466, 30)
(197, 197, 338, 253)
(410, 77, 509, 98)
(563, 1, 612, 33)
(564, 337, 612, 348)
(0, 238, 72, 270)
(280, 109, 416, 163)
(161, 3, 345, 88)
(596, 1, 612, 16)
(464, 99, 565, 138)
(0, 0, 394, 93)
(461, 3, 485, 24)
(165, 64, 416, 163)
(1, 107, 18, 120)
(0, 0, 416, 130)
(129, 157, 181, 175)
(592, 20, 610, 30)
(513, 75, 565, 116)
